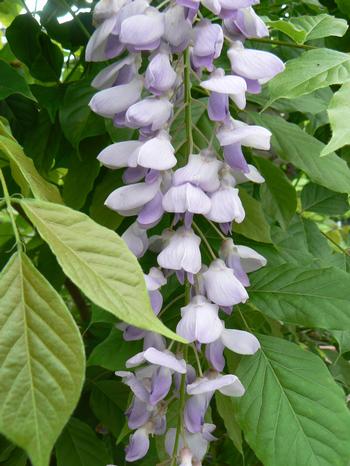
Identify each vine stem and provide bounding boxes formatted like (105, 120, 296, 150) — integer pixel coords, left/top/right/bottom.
(60, 0, 91, 40)
(192, 221, 217, 260)
(171, 345, 188, 466)
(320, 231, 350, 256)
(0, 169, 22, 251)
(184, 48, 193, 156)
(249, 37, 316, 50)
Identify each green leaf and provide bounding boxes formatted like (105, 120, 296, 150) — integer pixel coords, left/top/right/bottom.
(63, 137, 102, 210)
(321, 82, 350, 156)
(249, 113, 350, 193)
(268, 49, 350, 105)
(55, 418, 111, 466)
(301, 183, 349, 215)
(0, 135, 62, 203)
(336, 0, 350, 17)
(0, 252, 85, 466)
(254, 157, 297, 229)
(88, 327, 142, 371)
(89, 380, 128, 437)
(6, 14, 63, 82)
(89, 171, 123, 230)
(215, 392, 243, 454)
(234, 190, 272, 243)
(269, 15, 348, 44)
(19, 198, 183, 342)
(249, 264, 350, 330)
(59, 81, 105, 147)
(235, 335, 350, 466)
(0, 60, 35, 101)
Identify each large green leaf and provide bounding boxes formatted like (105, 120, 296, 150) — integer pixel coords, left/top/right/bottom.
(234, 189, 272, 243)
(249, 264, 350, 330)
(6, 14, 63, 82)
(269, 14, 347, 44)
(254, 157, 297, 229)
(321, 82, 350, 156)
(249, 113, 350, 193)
(19, 198, 182, 341)
(267, 49, 350, 104)
(235, 335, 350, 466)
(215, 392, 242, 454)
(0, 135, 62, 203)
(59, 81, 105, 147)
(0, 60, 35, 101)
(0, 252, 85, 466)
(301, 183, 349, 215)
(55, 418, 111, 466)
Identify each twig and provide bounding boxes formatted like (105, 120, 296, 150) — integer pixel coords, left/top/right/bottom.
(65, 278, 91, 322)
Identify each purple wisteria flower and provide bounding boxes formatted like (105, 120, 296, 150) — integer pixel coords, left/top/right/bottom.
(86, 0, 285, 462)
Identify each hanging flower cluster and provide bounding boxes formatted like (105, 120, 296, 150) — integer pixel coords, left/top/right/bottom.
(86, 0, 284, 463)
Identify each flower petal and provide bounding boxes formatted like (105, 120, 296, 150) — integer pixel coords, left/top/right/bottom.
(221, 328, 260, 355)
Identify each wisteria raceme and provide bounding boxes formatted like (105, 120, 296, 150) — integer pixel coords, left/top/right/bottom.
(86, 0, 284, 463)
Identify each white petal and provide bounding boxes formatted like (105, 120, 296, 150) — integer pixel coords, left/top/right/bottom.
(89, 77, 143, 118)
(105, 179, 160, 212)
(120, 12, 164, 46)
(135, 135, 176, 170)
(217, 121, 271, 150)
(236, 245, 267, 272)
(201, 75, 247, 95)
(97, 140, 142, 169)
(231, 164, 265, 184)
(218, 375, 245, 397)
(162, 183, 211, 214)
(126, 97, 173, 130)
(91, 55, 138, 89)
(144, 348, 187, 373)
(221, 328, 260, 355)
(85, 16, 116, 62)
(206, 187, 245, 224)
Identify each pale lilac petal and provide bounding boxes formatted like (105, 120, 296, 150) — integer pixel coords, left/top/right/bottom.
(126, 97, 173, 131)
(217, 119, 272, 150)
(228, 41, 285, 82)
(145, 51, 177, 95)
(221, 329, 260, 355)
(143, 332, 166, 351)
(91, 55, 138, 89)
(206, 186, 245, 224)
(125, 428, 150, 462)
(164, 5, 192, 50)
(89, 77, 143, 118)
(138, 192, 164, 228)
(115, 371, 150, 402)
(122, 222, 149, 257)
(187, 374, 244, 397)
(144, 348, 187, 373)
(120, 12, 164, 49)
(127, 398, 150, 429)
(202, 259, 249, 306)
(85, 15, 117, 62)
(105, 178, 160, 213)
(176, 295, 223, 344)
(231, 164, 265, 184)
(97, 140, 142, 169)
(208, 92, 229, 121)
(133, 132, 176, 170)
(123, 166, 148, 184)
(184, 393, 211, 433)
(150, 366, 172, 405)
(149, 289, 163, 314)
(193, 20, 223, 71)
(145, 267, 167, 291)
(123, 325, 145, 341)
(205, 339, 225, 371)
(201, 72, 247, 109)
(173, 151, 222, 193)
(93, 0, 127, 24)
(157, 227, 202, 274)
(186, 431, 210, 461)
(223, 143, 249, 173)
(225, 7, 268, 39)
(162, 183, 211, 215)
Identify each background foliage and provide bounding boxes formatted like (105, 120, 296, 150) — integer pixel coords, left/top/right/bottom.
(0, 0, 350, 465)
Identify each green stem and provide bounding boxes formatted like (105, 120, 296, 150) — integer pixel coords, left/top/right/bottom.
(191, 344, 203, 377)
(192, 221, 217, 260)
(0, 169, 22, 251)
(184, 48, 193, 157)
(171, 345, 188, 466)
(320, 231, 350, 256)
(249, 37, 315, 50)
(207, 219, 227, 240)
(60, 0, 91, 40)
(158, 293, 186, 318)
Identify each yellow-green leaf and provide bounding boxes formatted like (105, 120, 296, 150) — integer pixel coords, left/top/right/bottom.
(19, 198, 183, 342)
(0, 252, 85, 466)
